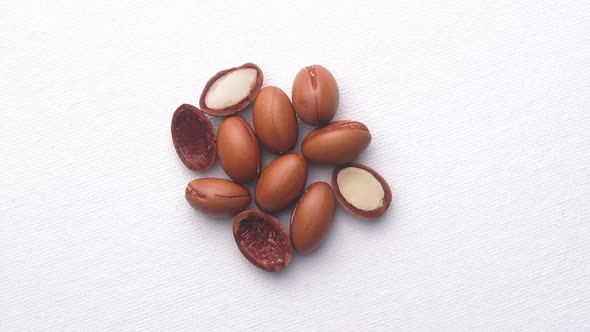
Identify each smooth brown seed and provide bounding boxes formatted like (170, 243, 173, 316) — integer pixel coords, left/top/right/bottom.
(290, 182, 336, 253)
(199, 63, 264, 116)
(332, 163, 392, 219)
(253, 86, 298, 154)
(185, 178, 251, 216)
(292, 65, 339, 126)
(171, 104, 216, 171)
(302, 120, 371, 164)
(255, 153, 308, 213)
(216, 116, 261, 183)
(233, 210, 293, 272)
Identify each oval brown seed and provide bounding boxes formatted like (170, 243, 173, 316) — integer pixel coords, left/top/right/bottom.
(332, 163, 392, 219)
(253, 86, 298, 154)
(292, 65, 339, 126)
(302, 120, 371, 164)
(290, 182, 336, 254)
(216, 116, 261, 183)
(185, 178, 251, 216)
(255, 153, 308, 213)
(199, 63, 264, 116)
(233, 210, 293, 272)
(171, 104, 216, 171)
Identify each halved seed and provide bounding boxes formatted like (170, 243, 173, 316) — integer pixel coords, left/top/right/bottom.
(332, 163, 392, 219)
(205, 68, 258, 109)
(336, 167, 384, 211)
(199, 63, 264, 116)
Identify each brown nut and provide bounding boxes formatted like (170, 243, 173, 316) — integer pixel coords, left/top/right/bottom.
(185, 178, 251, 216)
(255, 153, 308, 212)
(199, 63, 264, 116)
(290, 182, 336, 254)
(171, 104, 216, 171)
(233, 210, 293, 272)
(253, 86, 298, 154)
(332, 163, 392, 219)
(216, 116, 261, 183)
(302, 120, 371, 164)
(292, 65, 339, 126)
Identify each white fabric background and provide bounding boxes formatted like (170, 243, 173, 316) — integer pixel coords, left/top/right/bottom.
(1, 1, 589, 330)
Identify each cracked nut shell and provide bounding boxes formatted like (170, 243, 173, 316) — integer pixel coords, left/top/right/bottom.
(171, 104, 216, 171)
(233, 210, 293, 272)
(185, 178, 251, 216)
(292, 65, 339, 126)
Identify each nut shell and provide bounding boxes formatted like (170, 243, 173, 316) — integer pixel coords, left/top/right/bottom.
(332, 163, 392, 219)
(255, 153, 308, 212)
(185, 178, 251, 216)
(199, 63, 264, 116)
(171, 104, 216, 171)
(290, 182, 336, 253)
(216, 116, 262, 183)
(253, 86, 298, 154)
(233, 210, 293, 272)
(292, 65, 339, 126)
(302, 120, 371, 164)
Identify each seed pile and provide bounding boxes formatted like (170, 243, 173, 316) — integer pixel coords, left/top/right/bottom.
(172, 63, 392, 272)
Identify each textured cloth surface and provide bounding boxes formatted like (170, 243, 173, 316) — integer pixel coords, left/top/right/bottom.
(1, 1, 590, 330)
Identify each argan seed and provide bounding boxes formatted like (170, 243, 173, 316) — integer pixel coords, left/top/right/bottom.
(332, 163, 392, 219)
(302, 120, 371, 164)
(253, 86, 298, 154)
(199, 63, 264, 116)
(292, 65, 339, 126)
(185, 178, 251, 216)
(216, 116, 261, 183)
(255, 153, 308, 212)
(290, 182, 336, 253)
